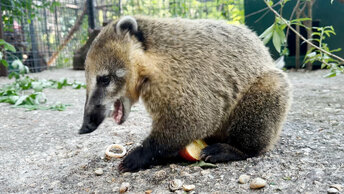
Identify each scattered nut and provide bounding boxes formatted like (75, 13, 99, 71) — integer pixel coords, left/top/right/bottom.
(238, 174, 250, 184)
(327, 188, 339, 194)
(169, 179, 183, 191)
(183, 184, 195, 191)
(105, 144, 126, 158)
(330, 184, 343, 192)
(94, 168, 103, 176)
(119, 182, 130, 193)
(145, 190, 153, 194)
(250, 177, 266, 189)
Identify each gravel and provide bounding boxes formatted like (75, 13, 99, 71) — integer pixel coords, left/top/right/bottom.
(0, 68, 343, 193)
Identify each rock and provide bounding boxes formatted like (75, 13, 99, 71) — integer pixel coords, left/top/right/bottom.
(180, 171, 191, 177)
(94, 168, 103, 176)
(153, 170, 167, 181)
(122, 172, 131, 177)
(183, 184, 195, 191)
(330, 184, 343, 192)
(327, 188, 339, 194)
(169, 179, 183, 191)
(250, 178, 266, 189)
(119, 182, 130, 193)
(201, 170, 210, 176)
(238, 174, 250, 184)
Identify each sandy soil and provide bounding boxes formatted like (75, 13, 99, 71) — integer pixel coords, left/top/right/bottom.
(0, 69, 343, 193)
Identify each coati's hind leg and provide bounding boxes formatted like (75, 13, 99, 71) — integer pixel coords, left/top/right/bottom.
(201, 70, 291, 163)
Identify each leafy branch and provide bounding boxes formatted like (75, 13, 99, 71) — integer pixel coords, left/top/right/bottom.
(263, 0, 344, 64)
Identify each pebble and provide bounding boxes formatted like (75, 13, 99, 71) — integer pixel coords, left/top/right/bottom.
(201, 170, 210, 176)
(153, 170, 167, 181)
(180, 171, 191, 177)
(169, 179, 183, 191)
(145, 190, 153, 194)
(250, 178, 266, 189)
(327, 188, 339, 194)
(330, 184, 343, 192)
(94, 168, 103, 176)
(119, 182, 130, 193)
(183, 184, 195, 191)
(238, 174, 250, 184)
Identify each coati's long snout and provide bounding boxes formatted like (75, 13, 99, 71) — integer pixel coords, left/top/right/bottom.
(79, 102, 106, 134)
(79, 96, 132, 134)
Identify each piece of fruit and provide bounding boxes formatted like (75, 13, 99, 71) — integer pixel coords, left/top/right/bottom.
(179, 140, 207, 161)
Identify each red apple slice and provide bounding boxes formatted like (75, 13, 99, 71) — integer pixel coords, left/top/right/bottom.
(179, 140, 207, 161)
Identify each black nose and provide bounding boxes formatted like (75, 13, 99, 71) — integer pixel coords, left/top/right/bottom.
(79, 124, 97, 134)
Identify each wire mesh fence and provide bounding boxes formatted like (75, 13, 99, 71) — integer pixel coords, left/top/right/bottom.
(0, 0, 244, 75)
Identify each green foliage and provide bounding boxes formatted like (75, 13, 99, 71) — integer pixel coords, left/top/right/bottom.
(304, 26, 343, 77)
(262, 0, 343, 77)
(1, 0, 60, 28)
(0, 74, 84, 111)
(259, 16, 310, 55)
(106, 0, 244, 24)
(0, 41, 85, 111)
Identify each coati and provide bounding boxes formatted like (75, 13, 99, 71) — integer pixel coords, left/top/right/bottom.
(79, 16, 292, 172)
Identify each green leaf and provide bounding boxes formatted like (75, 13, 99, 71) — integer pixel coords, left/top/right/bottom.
(1, 59, 9, 67)
(190, 161, 217, 168)
(259, 24, 274, 39)
(14, 95, 28, 106)
(272, 30, 281, 53)
(324, 71, 337, 78)
(262, 31, 273, 45)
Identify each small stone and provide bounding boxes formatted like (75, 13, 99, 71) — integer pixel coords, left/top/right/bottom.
(145, 190, 153, 194)
(76, 144, 83, 149)
(330, 184, 343, 192)
(183, 184, 195, 191)
(201, 170, 210, 176)
(119, 182, 130, 193)
(250, 178, 266, 189)
(77, 182, 84, 187)
(122, 172, 131, 177)
(327, 188, 339, 194)
(180, 171, 191, 177)
(169, 179, 183, 191)
(94, 168, 103, 176)
(238, 174, 250, 184)
(153, 170, 167, 181)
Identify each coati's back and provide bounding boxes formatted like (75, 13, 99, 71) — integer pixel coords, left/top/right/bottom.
(135, 17, 276, 94)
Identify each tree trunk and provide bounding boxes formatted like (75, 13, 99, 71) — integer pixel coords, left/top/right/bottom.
(0, 4, 8, 76)
(305, 0, 314, 70)
(295, 12, 301, 70)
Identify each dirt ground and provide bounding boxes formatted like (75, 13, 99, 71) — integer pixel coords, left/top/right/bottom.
(0, 69, 343, 193)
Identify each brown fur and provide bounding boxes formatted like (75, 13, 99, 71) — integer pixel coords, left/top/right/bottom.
(82, 16, 292, 172)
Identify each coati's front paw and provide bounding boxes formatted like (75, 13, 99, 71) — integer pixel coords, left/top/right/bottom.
(118, 146, 152, 173)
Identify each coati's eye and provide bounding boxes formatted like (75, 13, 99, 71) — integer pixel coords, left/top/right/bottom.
(97, 75, 111, 86)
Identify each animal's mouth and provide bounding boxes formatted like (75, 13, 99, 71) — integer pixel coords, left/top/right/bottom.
(114, 99, 124, 124)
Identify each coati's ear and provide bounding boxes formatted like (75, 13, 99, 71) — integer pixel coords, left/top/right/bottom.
(115, 16, 138, 35)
